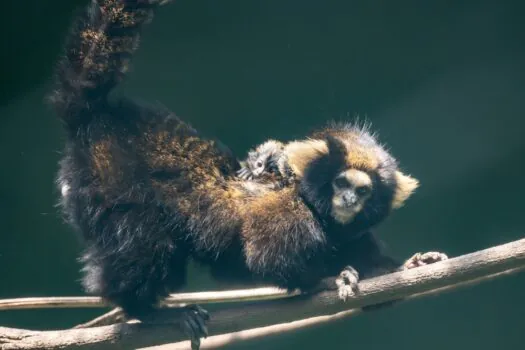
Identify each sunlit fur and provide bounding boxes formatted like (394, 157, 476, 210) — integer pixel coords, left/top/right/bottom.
(247, 123, 419, 228)
(49, 0, 420, 327)
(294, 124, 419, 234)
(238, 128, 419, 227)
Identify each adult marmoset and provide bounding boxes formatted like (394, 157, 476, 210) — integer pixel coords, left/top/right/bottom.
(49, 0, 446, 348)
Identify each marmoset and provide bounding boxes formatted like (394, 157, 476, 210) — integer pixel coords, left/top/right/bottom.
(49, 1, 446, 349)
(236, 139, 295, 188)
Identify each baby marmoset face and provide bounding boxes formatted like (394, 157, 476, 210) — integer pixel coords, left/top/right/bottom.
(236, 140, 285, 180)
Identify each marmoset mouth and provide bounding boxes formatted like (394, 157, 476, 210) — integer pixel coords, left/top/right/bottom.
(331, 206, 360, 224)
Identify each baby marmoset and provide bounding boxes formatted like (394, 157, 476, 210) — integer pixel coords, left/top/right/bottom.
(236, 139, 294, 187)
(49, 1, 447, 349)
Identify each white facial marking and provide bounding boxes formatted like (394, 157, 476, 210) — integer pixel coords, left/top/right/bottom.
(342, 169, 372, 188)
(331, 169, 372, 224)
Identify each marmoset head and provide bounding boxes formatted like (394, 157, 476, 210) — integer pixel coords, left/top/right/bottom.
(284, 122, 418, 232)
(330, 167, 374, 224)
(237, 140, 285, 180)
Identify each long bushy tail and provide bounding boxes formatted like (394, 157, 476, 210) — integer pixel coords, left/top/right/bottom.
(48, 0, 170, 133)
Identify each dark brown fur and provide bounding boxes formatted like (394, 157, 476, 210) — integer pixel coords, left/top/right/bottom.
(49, 1, 436, 346)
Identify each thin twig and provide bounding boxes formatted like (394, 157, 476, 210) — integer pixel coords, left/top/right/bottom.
(0, 238, 524, 350)
(71, 287, 301, 329)
(0, 287, 298, 311)
(73, 308, 125, 329)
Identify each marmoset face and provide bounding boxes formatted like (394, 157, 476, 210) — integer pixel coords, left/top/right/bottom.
(247, 152, 268, 177)
(331, 168, 373, 224)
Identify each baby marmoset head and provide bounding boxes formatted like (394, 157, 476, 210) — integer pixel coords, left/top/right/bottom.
(284, 122, 419, 233)
(237, 140, 287, 180)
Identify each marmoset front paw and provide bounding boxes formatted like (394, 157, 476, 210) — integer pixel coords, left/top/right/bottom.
(403, 251, 448, 270)
(335, 265, 360, 301)
(236, 166, 254, 180)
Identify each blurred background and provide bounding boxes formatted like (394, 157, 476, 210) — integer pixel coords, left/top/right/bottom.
(1, 0, 524, 349)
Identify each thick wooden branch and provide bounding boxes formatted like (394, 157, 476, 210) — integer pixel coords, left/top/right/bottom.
(1, 238, 524, 350)
(143, 266, 524, 350)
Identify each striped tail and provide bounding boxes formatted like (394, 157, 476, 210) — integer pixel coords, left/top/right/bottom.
(48, 0, 171, 134)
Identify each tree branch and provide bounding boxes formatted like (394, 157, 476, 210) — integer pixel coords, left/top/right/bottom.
(0, 287, 300, 311)
(1, 238, 524, 350)
(142, 267, 524, 350)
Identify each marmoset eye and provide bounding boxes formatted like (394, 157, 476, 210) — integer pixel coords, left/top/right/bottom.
(334, 176, 351, 188)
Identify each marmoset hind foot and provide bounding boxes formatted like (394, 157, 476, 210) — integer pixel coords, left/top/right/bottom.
(336, 265, 360, 301)
(181, 305, 209, 350)
(140, 304, 209, 350)
(403, 251, 448, 270)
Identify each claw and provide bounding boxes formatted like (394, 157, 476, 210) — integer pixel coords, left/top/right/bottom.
(191, 339, 200, 350)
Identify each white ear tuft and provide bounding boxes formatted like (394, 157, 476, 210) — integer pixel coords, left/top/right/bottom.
(392, 171, 419, 209)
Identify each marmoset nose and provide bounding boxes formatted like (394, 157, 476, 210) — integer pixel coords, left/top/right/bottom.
(342, 192, 357, 206)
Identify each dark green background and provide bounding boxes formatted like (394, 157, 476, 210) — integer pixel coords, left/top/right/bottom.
(1, 0, 524, 349)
